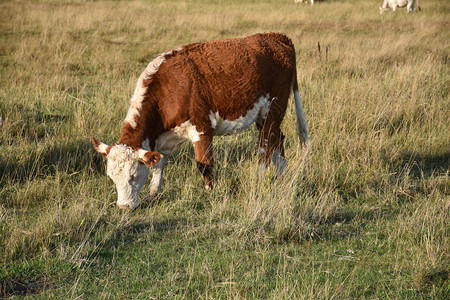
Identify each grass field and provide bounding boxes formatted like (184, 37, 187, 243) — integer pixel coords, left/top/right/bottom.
(1, 0, 449, 298)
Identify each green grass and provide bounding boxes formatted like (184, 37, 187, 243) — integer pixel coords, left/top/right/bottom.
(1, 0, 449, 298)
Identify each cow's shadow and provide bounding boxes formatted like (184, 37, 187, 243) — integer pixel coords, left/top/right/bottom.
(390, 151, 449, 179)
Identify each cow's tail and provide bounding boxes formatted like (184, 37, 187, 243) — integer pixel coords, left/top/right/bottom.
(292, 67, 310, 152)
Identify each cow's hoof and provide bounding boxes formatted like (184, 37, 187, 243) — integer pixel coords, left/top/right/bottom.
(118, 204, 131, 210)
(148, 187, 161, 198)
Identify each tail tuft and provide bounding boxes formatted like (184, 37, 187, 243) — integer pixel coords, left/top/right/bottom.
(293, 89, 309, 149)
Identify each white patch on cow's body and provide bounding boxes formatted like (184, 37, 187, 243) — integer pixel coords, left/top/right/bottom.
(155, 120, 203, 155)
(124, 73, 146, 128)
(174, 120, 203, 142)
(209, 94, 271, 136)
(106, 144, 150, 208)
(124, 49, 181, 128)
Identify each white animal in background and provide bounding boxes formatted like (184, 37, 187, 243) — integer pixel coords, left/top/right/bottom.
(379, 0, 416, 13)
(295, 0, 314, 5)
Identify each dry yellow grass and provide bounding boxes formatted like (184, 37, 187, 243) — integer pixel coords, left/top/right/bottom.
(0, 0, 449, 298)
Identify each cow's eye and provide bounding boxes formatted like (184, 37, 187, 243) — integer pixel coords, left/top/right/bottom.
(130, 174, 136, 181)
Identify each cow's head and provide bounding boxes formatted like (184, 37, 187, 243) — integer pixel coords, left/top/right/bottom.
(91, 137, 161, 209)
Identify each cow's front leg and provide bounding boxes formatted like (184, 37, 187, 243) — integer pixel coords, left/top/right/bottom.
(193, 135, 214, 189)
(148, 156, 167, 197)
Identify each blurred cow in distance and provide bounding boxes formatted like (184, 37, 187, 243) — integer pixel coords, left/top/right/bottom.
(295, 0, 314, 5)
(380, 0, 416, 13)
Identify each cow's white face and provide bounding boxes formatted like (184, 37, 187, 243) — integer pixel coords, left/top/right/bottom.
(91, 138, 161, 209)
(106, 145, 149, 209)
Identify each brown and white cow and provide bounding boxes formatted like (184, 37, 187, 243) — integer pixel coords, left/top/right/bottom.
(92, 33, 309, 209)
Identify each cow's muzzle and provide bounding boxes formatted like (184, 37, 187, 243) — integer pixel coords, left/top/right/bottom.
(117, 200, 140, 210)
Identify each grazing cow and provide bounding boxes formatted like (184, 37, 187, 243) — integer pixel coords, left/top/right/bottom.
(295, 0, 314, 5)
(380, 0, 416, 13)
(92, 33, 310, 209)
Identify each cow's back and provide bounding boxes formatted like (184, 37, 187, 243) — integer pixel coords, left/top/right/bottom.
(179, 33, 296, 120)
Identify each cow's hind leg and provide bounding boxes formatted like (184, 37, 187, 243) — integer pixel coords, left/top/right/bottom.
(148, 156, 167, 197)
(271, 131, 287, 177)
(193, 134, 214, 189)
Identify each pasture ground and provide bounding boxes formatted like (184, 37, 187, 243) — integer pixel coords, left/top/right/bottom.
(0, 0, 449, 298)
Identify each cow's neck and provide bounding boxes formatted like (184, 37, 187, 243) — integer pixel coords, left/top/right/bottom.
(119, 101, 164, 151)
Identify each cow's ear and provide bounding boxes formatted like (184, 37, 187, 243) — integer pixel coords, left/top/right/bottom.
(138, 150, 161, 167)
(91, 137, 111, 158)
